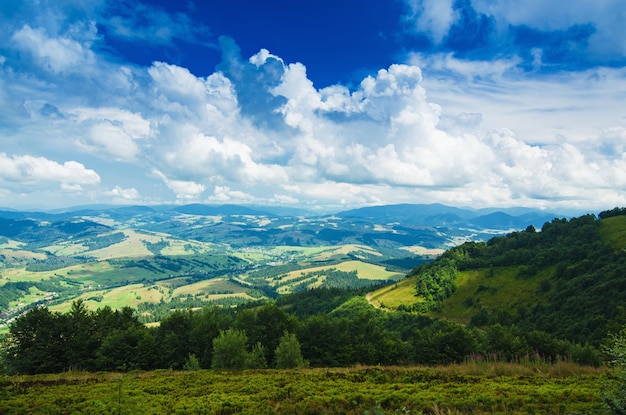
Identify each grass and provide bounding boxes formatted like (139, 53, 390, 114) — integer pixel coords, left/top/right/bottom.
(601, 215, 626, 251)
(275, 260, 404, 284)
(42, 241, 89, 256)
(334, 260, 404, 280)
(367, 265, 551, 322)
(50, 283, 161, 313)
(368, 277, 420, 309)
(0, 363, 609, 414)
(49, 277, 259, 313)
(432, 266, 550, 323)
(86, 229, 153, 259)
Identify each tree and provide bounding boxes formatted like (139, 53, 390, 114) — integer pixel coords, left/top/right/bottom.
(3, 306, 67, 374)
(246, 342, 268, 369)
(603, 325, 626, 414)
(274, 331, 307, 369)
(156, 309, 195, 369)
(234, 302, 297, 366)
(211, 329, 248, 370)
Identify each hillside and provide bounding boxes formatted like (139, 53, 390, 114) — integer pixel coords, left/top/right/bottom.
(372, 210, 626, 347)
(0, 203, 564, 326)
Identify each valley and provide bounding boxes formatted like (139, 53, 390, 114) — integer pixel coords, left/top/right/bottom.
(0, 203, 558, 330)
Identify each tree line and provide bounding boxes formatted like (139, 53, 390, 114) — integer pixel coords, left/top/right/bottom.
(1, 291, 601, 375)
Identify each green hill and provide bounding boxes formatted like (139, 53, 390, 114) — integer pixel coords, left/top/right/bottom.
(376, 211, 626, 347)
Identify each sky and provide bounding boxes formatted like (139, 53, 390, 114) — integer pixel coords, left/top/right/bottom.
(0, 0, 625, 213)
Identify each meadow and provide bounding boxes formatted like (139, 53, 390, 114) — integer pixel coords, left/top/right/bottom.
(0, 363, 608, 414)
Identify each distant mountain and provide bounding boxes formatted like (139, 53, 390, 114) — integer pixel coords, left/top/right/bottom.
(335, 203, 561, 229)
(0, 217, 111, 244)
(172, 204, 275, 217)
(0, 202, 574, 250)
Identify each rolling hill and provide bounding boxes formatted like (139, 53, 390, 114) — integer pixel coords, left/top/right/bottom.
(0, 202, 575, 332)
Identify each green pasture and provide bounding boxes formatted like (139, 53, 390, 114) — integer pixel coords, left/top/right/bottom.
(275, 260, 403, 285)
(42, 242, 89, 256)
(1, 266, 66, 284)
(367, 276, 420, 309)
(48, 275, 257, 313)
(87, 230, 153, 259)
(50, 283, 162, 313)
(335, 260, 404, 280)
(172, 278, 254, 299)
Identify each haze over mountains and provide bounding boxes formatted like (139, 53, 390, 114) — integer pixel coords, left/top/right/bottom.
(0, 203, 566, 250)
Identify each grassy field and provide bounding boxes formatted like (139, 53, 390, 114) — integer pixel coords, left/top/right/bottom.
(274, 260, 404, 284)
(267, 259, 405, 294)
(51, 283, 167, 313)
(49, 276, 258, 313)
(368, 276, 420, 309)
(0, 363, 609, 414)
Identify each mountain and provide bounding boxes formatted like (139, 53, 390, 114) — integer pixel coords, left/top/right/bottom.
(0, 203, 569, 249)
(0, 217, 111, 244)
(172, 203, 274, 217)
(335, 203, 560, 229)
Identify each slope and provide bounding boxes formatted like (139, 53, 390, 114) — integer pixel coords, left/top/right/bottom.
(372, 211, 626, 347)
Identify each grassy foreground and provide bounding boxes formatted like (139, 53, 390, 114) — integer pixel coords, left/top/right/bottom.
(0, 363, 608, 414)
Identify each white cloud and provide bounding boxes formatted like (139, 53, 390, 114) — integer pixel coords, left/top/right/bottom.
(104, 186, 140, 201)
(404, 0, 459, 44)
(11, 23, 97, 74)
(0, 2, 624, 212)
(71, 107, 151, 161)
(206, 186, 259, 204)
(0, 153, 100, 188)
(102, 1, 210, 47)
(153, 169, 206, 202)
(470, 0, 626, 58)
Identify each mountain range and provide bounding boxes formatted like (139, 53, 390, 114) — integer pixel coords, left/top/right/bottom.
(0, 203, 565, 250)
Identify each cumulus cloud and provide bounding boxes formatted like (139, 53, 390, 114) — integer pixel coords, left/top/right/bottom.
(71, 107, 152, 161)
(153, 169, 206, 202)
(206, 186, 260, 204)
(0, 153, 100, 188)
(11, 23, 97, 74)
(104, 186, 140, 201)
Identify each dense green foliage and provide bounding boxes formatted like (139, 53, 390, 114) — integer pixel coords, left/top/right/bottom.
(603, 325, 626, 414)
(274, 331, 307, 369)
(0, 294, 601, 375)
(211, 329, 249, 370)
(407, 211, 626, 348)
(0, 365, 607, 414)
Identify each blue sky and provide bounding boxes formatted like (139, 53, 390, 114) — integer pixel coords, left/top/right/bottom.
(0, 0, 625, 212)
